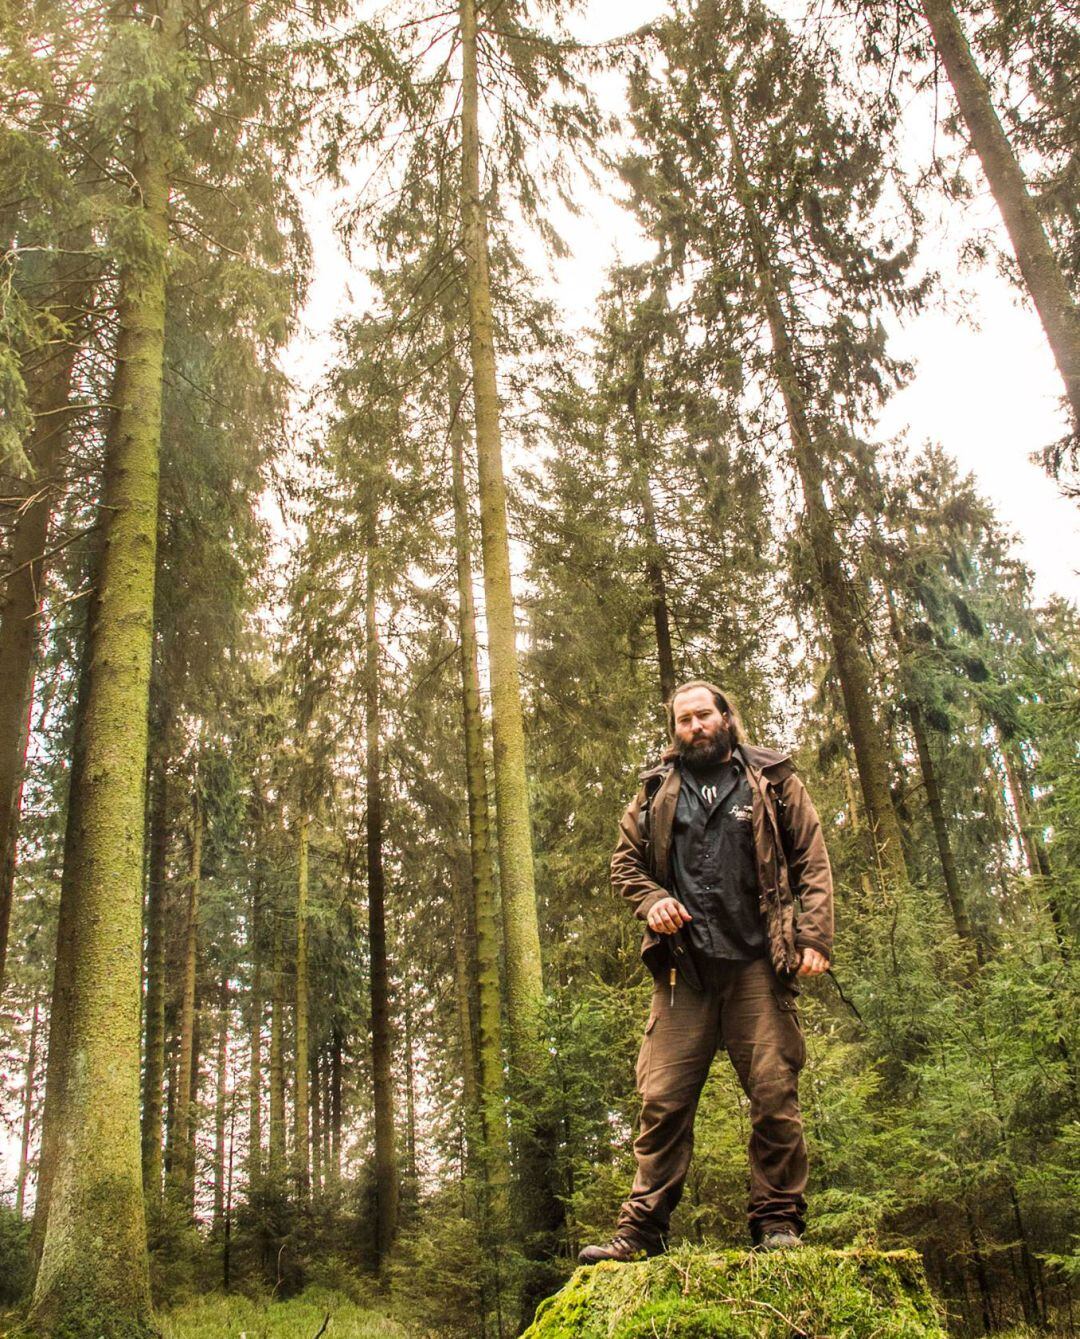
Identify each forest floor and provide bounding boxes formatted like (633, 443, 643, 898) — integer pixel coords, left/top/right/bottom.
(159, 1288, 413, 1338)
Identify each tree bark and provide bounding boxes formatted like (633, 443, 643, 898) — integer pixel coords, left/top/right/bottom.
(30, 11, 174, 1316)
(449, 353, 510, 1208)
(310, 1048, 322, 1197)
(459, 0, 545, 1060)
(247, 869, 264, 1186)
(213, 984, 229, 1231)
(170, 793, 202, 1212)
(720, 84, 909, 888)
(365, 537, 398, 1262)
(141, 754, 169, 1204)
(404, 1005, 418, 1200)
(919, 0, 1080, 427)
(268, 866, 286, 1178)
(293, 810, 310, 1197)
(451, 855, 481, 1144)
(16, 993, 41, 1218)
(329, 1022, 343, 1188)
(29, 529, 102, 1268)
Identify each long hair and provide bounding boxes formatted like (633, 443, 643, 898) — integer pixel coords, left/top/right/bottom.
(665, 679, 745, 745)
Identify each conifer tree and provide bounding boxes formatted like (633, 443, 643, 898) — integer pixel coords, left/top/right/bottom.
(624, 0, 924, 883)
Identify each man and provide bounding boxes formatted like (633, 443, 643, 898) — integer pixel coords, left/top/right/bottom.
(579, 680, 833, 1263)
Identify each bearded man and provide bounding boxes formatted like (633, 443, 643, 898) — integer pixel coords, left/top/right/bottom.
(579, 680, 834, 1262)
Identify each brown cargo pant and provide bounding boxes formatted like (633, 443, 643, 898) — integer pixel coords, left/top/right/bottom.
(617, 956, 808, 1247)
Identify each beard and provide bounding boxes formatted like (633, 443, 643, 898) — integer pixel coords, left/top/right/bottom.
(676, 724, 733, 772)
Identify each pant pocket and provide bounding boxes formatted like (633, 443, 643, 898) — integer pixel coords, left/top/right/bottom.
(771, 986, 806, 1071)
(635, 1013, 658, 1095)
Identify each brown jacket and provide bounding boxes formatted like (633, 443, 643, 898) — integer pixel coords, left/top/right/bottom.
(611, 742, 834, 981)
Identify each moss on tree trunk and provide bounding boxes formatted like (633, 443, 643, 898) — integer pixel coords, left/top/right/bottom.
(29, 90, 170, 1339)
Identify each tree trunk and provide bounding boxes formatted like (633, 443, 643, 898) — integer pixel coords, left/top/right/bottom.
(919, 0, 1080, 426)
(883, 589, 977, 954)
(627, 379, 676, 702)
(310, 1049, 322, 1197)
(141, 754, 169, 1204)
(365, 538, 398, 1262)
(30, 14, 174, 1317)
(329, 1023, 343, 1188)
(451, 855, 481, 1143)
(720, 84, 909, 888)
(213, 985, 228, 1231)
(248, 869, 264, 1186)
(171, 795, 202, 1212)
(0, 260, 89, 997)
(268, 869, 286, 1179)
(29, 534, 101, 1266)
(293, 811, 310, 1197)
(16, 993, 41, 1217)
(321, 1048, 332, 1182)
(459, 0, 545, 1059)
(406, 1005, 419, 1191)
(909, 702, 980, 949)
(449, 354, 510, 1208)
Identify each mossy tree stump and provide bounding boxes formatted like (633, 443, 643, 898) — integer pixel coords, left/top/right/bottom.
(523, 1248, 947, 1338)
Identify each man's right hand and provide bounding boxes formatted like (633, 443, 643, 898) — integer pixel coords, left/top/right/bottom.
(646, 897, 693, 935)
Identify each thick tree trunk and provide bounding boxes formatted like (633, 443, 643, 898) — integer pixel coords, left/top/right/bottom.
(16, 993, 41, 1217)
(365, 541, 398, 1262)
(627, 380, 676, 702)
(30, 29, 173, 1321)
(919, 0, 1080, 426)
(293, 811, 310, 1197)
(459, 0, 545, 1059)
(720, 86, 908, 889)
(449, 356, 510, 1208)
(0, 260, 89, 996)
(268, 871, 286, 1178)
(171, 796, 202, 1212)
(248, 870, 264, 1185)
(141, 755, 169, 1203)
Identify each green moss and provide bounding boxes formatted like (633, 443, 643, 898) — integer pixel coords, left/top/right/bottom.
(523, 1248, 947, 1339)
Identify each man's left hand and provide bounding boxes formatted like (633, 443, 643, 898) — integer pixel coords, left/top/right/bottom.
(797, 948, 829, 977)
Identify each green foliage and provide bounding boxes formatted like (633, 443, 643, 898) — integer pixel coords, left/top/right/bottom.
(0, 1202, 31, 1305)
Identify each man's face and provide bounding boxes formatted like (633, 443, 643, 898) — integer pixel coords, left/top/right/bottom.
(672, 687, 732, 770)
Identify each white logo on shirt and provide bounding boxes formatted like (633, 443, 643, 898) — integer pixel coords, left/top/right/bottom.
(732, 804, 753, 822)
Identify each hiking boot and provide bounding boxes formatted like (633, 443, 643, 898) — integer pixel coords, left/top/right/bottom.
(577, 1235, 661, 1266)
(755, 1227, 803, 1252)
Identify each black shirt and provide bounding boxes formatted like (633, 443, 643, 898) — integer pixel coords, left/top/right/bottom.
(670, 754, 765, 963)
